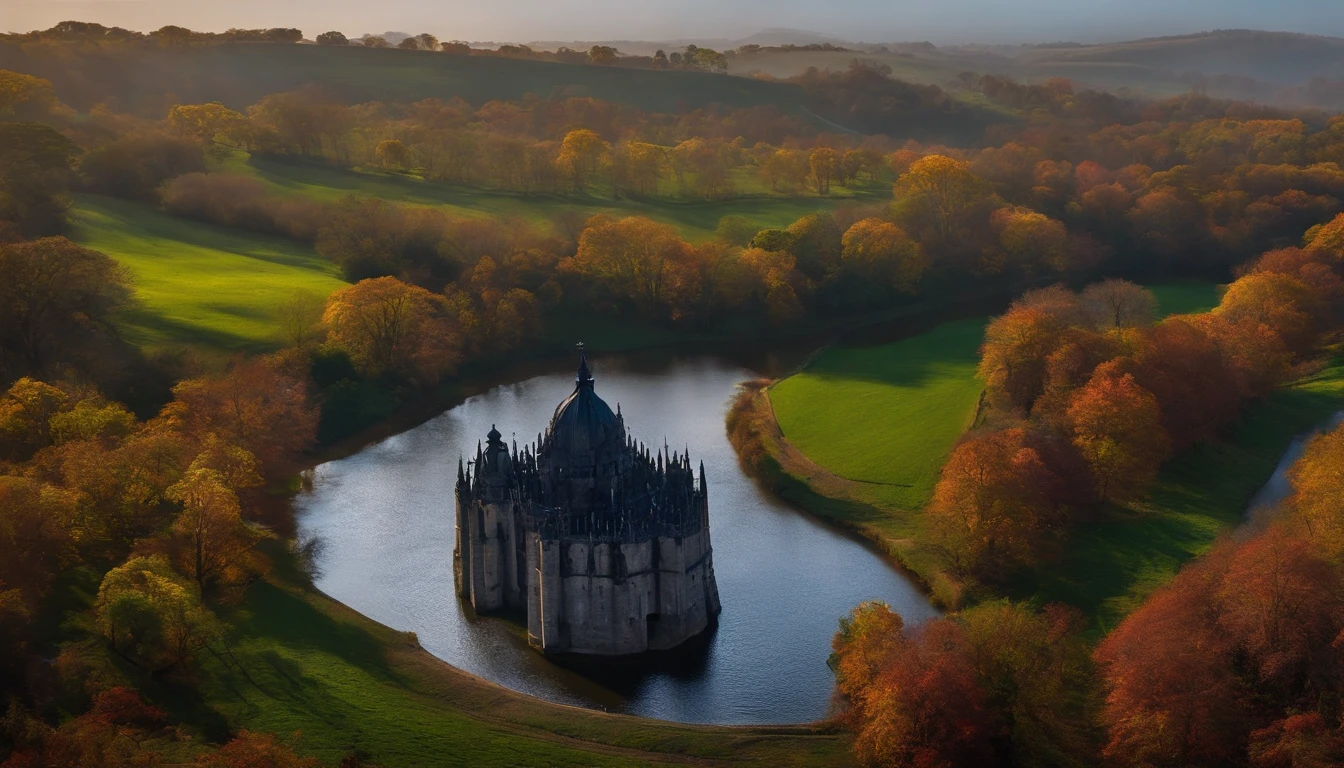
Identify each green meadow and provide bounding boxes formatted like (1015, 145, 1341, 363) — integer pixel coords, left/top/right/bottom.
(71, 194, 347, 354)
(768, 317, 989, 512)
(1149, 280, 1221, 316)
(221, 152, 890, 242)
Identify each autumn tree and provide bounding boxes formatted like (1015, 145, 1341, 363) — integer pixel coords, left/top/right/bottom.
(323, 277, 462, 383)
(1066, 366, 1170, 502)
(809, 147, 838, 194)
(738, 247, 805, 326)
(832, 603, 995, 768)
(196, 731, 321, 768)
(759, 149, 809, 192)
(556, 129, 610, 192)
(840, 218, 928, 293)
(927, 428, 1067, 578)
(167, 102, 249, 148)
(167, 462, 266, 592)
(1, 687, 170, 768)
(1287, 421, 1344, 557)
(1094, 545, 1247, 767)
(1305, 212, 1344, 262)
(163, 357, 316, 477)
(978, 287, 1086, 413)
(893, 154, 985, 244)
(1096, 523, 1344, 768)
(1217, 270, 1322, 354)
(375, 139, 411, 169)
(0, 70, 58, 118)
(0, 377, 69, 459)
(990, 207, 1069, 275)
(0, 237, 132, 381)
(568, 216, 696, 318)
(1081, 279, 1157, 330)
(1128, 317, 1242, 448)
(94, 555, 221, 672)
(1249, 714, 1344, 768)
(960, 601, 1099, 767)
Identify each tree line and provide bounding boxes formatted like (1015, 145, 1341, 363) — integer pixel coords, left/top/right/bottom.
(829, 213, 1344, 766)
(832, 388, 1344, 768)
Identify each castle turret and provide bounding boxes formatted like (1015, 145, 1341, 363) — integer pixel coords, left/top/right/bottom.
(455, 344, 720, 656)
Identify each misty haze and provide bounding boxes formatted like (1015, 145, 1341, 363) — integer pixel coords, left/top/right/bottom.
(4, 2, 1344, 767)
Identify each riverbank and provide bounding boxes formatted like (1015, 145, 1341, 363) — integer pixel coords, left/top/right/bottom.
(730, 343, 1344, 631)
(164, 545, 854, 767)
(727, 381, 963, 606)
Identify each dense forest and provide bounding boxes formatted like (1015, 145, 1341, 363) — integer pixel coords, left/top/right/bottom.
(4, 21, 1344, 767)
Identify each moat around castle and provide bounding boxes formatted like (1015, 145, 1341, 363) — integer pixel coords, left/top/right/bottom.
(455, 347, 721, 656)
(292, 351, 936, 723)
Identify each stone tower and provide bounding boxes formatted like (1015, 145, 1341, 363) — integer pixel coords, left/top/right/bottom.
(454, 346, 721, 656)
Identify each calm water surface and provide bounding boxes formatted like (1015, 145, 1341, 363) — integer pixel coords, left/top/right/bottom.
(292, 351, 937, 724)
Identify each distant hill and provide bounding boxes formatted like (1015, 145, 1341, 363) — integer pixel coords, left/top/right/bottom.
(1016, 29, 1344, 85)
(732, 28, 852, 47)
(0, 40, 1003, 142)
(0, 41, 809, 115)
(727, 29, 1344, 106)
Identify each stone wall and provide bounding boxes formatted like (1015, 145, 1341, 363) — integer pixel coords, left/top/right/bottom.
(522, 528, 719, 655)
(455, 496, 526, 613)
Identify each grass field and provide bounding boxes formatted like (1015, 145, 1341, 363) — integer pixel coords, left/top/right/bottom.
(1149, 280, 1221, 315)
(769, 317, 988, 512)
(71, 194, 347, 354)
(88, 549, 850, 768)
(766, 281, 1221, 514)
(222, 152, 890, 243)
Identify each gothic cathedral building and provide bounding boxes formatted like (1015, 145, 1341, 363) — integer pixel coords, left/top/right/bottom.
(454, 347, 721, 656)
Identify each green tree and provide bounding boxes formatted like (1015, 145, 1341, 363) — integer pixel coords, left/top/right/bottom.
(94, 556, 221, 672)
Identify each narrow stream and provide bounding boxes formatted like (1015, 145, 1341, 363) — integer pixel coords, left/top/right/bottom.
(1245, 411, 1344, 518)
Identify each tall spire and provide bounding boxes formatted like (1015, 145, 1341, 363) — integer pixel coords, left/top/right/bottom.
(576, 342, 594, 388)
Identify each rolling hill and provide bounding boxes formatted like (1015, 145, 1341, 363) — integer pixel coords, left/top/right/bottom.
(0, 41, 812, 116)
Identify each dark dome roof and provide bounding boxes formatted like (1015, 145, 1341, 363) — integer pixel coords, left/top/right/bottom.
(543, 347, 623, 469)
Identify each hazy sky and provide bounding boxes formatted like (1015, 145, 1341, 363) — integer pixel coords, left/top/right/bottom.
(8, 0, 1344, 44)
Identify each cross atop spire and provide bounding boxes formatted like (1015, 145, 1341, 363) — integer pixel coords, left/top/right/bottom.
(576, 342, 594, 388)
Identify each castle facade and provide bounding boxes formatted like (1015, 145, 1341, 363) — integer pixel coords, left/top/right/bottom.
(454, 348, 721, 656)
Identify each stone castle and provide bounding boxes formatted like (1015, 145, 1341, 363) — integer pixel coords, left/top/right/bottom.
(454, 346, 721, 656)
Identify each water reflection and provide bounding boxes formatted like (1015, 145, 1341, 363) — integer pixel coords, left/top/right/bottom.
(292, 352, 937, 724)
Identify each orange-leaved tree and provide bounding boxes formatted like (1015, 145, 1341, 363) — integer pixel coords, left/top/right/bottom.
(323, 276, 463, 384)
(1066, 366, 1169, 503)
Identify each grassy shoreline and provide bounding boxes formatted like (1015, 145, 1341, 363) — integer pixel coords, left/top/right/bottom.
(730, 278, 1344, 633)
(123, 546, 853, 768)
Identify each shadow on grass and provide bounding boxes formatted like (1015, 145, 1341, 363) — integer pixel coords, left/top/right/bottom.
(113, 306, 273, 354)
(227, 580, 393, 678)
(800, 319, 985, 390)
(75, 194, 338, 274)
